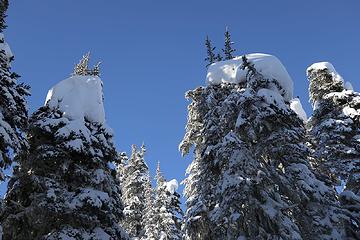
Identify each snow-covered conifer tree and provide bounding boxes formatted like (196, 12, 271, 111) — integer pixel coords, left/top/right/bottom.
(307, 62, 360, 238)
(0, 0, 30, 181)
(153, 163, 182, 240)
(121, 144, 151, 239)
(181, 53, 347, 239)
(142, 170, 157, 240)
(1, 56, 127, 239)
(222, 27, 236, 60)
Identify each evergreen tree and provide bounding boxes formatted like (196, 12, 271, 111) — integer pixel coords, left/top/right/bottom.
(222, 27, 236, 60)
(0, 0, 30, 181)
(0, 61, 127, 239)
(205, 36, 216, 67)
(141, 171, 157, 240)
(154, 162, 182, 240)
(121, 144, 150, 239)
(307, 63, 360, 238)
(116, 151, 129, 193)
(180, 56, 347, 239)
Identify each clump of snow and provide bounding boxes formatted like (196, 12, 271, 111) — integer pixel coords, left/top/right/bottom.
(290, 98, 308, 122)
(344, 81, 353, 91)
(306, 62, 344, 84)
(257, 88, 288, 111)
(342, 106, 358, 118)
(166, 179, 178, 194)
(206, 53, 294, 100)
(45, 75, 105, 124)
(0, 33, 13, 60)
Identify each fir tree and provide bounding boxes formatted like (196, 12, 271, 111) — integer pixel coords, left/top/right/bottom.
(142, 171, 158, 240)
(222, 27, 236, 60)
(0, 60, 127, 239)
(205, 36, 216, 67)
(121, 144, 150, 239)
(307, 63, 360, 238)
(154, 162, 183, 240)
(73, 52, 101, 76)
(180, 56, 347, 239)
(0, 0, 30, 181)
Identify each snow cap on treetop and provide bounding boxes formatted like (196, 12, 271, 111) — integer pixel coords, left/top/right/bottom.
(166, 179, 179, 194)
(306, 62, 344, 84)
(45, 75, 106, 124)
(206, 53, 294, 101)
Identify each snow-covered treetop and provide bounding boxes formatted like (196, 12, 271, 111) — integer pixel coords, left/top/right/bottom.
(206, 53, 294, 100)
(45, 75, 106, 124)
(166, 179, 178, 194)
(306, 62, 344, 84)
(307, 61, 349, 105)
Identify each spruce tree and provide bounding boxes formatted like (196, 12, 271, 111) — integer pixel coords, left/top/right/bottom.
(205, 36, 216, 67)
(154, 162, 182, 240)
(0, 0, 30, 181)
(141, 172, 157, 240)
(121, 144, 150, 239)
(307, 63, 360, 238)
(1, 60, 127, 239)
(222, 27, 236, 60)
(181, 56, 347, 239)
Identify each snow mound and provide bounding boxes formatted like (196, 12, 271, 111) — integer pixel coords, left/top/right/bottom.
(166, 179, 178, 194)
(45, 75, 105, 124)
(206, 53, 294, 100)
(290, 98, 308, 122)
(306, 62, 344, 84)
(344, 81, 353, 91)
(257, 88, 287, 111)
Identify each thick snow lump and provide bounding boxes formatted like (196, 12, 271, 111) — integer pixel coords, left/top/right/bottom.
(45, 75, 106, 124)
(206, 53, 294, 100)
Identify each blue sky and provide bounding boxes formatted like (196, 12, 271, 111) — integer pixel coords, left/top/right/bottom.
(1, 0, 360, 196)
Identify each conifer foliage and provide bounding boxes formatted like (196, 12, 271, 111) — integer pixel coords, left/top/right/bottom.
(1, 59, 127, 239)
(154, 162, 183, 240)
(120, 144, 151, 239)
(307, 64, 360, 239)
(0, 0, 30, 181)
(205, 36, 216, 67)
(222, 27, 236, 60)
(181, 55, 347, 239)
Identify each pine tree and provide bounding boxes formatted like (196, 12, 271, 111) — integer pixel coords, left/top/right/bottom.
(121, 144, 150, 239)
(307, 63, 360, 238)
(0, 0, 30, 181)
(0, 62, 127, 239)
(222, 27, 236, 60)
(205, 36, 216, 67)
(180, 56, 347, 239)
(116, 151, 129, 193)
(154, 162, 183, 240)
(142, 171, 158, 240)
(73, 52, 101, 76)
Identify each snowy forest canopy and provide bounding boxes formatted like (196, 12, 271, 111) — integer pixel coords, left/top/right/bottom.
(0, 1, 359, 240)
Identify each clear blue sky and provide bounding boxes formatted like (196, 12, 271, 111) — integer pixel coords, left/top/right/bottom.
(1, 0, 360, 196)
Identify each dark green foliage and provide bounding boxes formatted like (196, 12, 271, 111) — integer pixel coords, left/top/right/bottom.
(1, 105, 127, 239)
(222, 27, 236, 60)
(205, 36, 216, 67)
(0, 4, 30, 181)
(0, 0, 8, 32)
